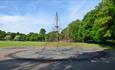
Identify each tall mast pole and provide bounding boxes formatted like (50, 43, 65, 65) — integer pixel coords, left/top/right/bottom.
(55, 12, 59, 48)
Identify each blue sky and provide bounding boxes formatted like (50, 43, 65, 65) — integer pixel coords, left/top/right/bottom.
(0, 0, 102, 34)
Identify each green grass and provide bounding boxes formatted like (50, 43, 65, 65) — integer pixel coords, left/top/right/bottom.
(0, 41, 106, 49)
(0, 41, 45, 48)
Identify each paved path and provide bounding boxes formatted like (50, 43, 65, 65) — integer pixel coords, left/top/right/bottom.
(0, 47, 115, 70)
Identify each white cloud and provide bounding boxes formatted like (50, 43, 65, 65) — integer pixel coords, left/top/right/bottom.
(0, 14, 53, 33)
(0, 16, 25, 23)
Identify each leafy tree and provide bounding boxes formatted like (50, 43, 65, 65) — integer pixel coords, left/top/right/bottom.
(68, 20, 81, 41)
(61, 27, 69, 41)
(14, 35, 21, 41)
(37, 34, 45, 41)
(62, 0, 115, 42)
(46, 31, 59, 41)
(91, 0, 115, 41)
(0, 30, 6, 40)
(4, 35, 12, 40)
(39, 28, 46, 35)
(82, 10, 96, 41)
(26, 32, 37, 41)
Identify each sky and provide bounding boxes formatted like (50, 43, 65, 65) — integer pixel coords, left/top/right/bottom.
(0, 0, 102, 34)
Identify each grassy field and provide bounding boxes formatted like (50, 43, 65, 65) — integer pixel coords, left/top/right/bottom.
(0, 41, 106, 48)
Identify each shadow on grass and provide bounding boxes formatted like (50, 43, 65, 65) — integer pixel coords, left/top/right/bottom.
(85, 41, 115, 50)
(97, 41, 115, 50)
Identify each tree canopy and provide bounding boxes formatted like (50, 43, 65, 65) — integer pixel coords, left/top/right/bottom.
(63, 0, 115, 42)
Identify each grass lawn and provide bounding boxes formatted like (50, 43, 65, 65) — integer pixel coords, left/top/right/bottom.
(0, 41, 108, 49)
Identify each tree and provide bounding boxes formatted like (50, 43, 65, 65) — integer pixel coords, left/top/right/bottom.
(4, 35, 12, 40)
(91, 0, 115, 42)
(61, 27, 69, 41)
(0, 30, 6, 40)
(26, 32, 38, 41)
(68, 20, 81, 41)
(63, 0, 115, 42)
(14, 35, 21, 41)
(39, 28, 46, 35)
(46, 31, 59, 41)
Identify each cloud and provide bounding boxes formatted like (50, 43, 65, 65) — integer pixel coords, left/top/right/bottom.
(0, 14, 53, 33)
(0, 16, 25, 23)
